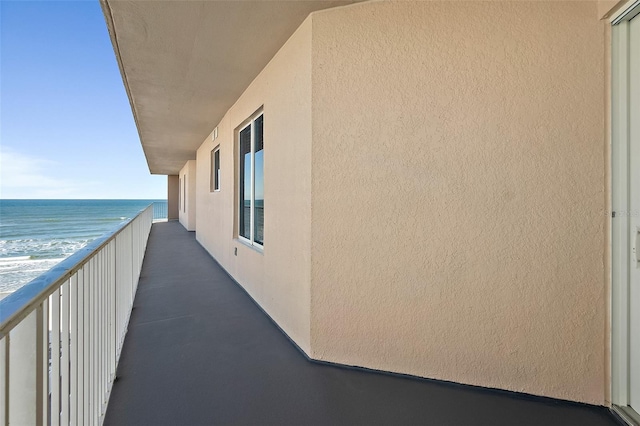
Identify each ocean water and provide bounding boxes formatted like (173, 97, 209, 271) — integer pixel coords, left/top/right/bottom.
(0, 199, 164, 296)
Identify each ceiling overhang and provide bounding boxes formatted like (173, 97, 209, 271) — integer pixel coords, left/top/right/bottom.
(101, 0, 360, 175)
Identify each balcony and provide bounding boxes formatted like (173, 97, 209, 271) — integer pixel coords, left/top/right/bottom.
(103, 221, 618, 426)
(0, 212, 623, 425)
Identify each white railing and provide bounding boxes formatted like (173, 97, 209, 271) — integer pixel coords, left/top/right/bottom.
(0, 204, 153, 425)
(152, 201, 168, 221)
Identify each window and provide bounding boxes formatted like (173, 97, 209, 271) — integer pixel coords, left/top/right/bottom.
(183, 175, 187, 212)
(211, 145, 220, 191)
(211, 146, 220, 192)
(238, 112, 264, 247)
(179, 177, 182, 211)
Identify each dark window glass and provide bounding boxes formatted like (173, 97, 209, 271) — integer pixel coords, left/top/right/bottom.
(214, 149, 220, 190)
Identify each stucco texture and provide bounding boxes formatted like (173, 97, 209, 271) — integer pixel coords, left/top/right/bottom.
(179, 160, 197, 231)
(167, 175, 179, 220)
(195, 19, 313, 353)
(309, 1, 607, 404)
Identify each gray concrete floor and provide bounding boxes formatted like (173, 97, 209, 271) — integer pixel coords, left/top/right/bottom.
(104, 221, 619, 426)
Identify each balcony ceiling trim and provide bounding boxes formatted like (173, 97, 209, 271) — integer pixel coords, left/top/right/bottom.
(101, 0, 361, 175)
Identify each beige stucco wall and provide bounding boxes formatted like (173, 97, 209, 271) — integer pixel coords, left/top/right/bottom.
(194, 18, 313, 353)
(167, 175, 179, 220)
(309, 1, 607, 405)
(179, 161, 197, 231)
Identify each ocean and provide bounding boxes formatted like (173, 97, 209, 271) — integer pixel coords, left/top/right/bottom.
(0, 199, 165, 297)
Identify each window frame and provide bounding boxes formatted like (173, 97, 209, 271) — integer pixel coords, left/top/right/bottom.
(179, 176, 182, 212)
(211, 145, 221, 192)
(237, 110, 264, 249)
(182, 175, 187, 213)
(611, 4, 640, 423)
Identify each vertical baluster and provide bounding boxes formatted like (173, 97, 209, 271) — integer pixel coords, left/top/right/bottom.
(61, 280, 70, 425)
(89, 258, 95, 426)
(114, 236, 120, 358)
(129, 226, 134, 297)
(100, 250, 105, 415)
(94, 256, 99, 426)
(42, 299, 49, 426)
(95, 255, 100, 426)
(83, 264, 90, 426)
(118, 234, 123, 357)
(98, 250, 104, 416)
(99, 251, 103, 422)
(70, 274, 78, 426)
(122, 230, 126, 323)
(108, 245, 112, 378)
(126, 227, 131, 328)
(130, 223, 135, 287)
(103, 249, 108, 409)
(8, 308, 44, 425)
(129, 226, 134, 307)
(101, 251, 105, 420)
(1, 336, 7, 425)
(121, 230, 127, 353)
(109, 242, 116, 381)
(93, 256, 98, 426)
(77, 269, 85, 424)
(51, 290, 61, 426)
(105, 248, 109, 404)
(138, 218, 142, 277)
(96, 252, 101, 420)
(133, 220, 138, 281)
(104, 248, 110, 404)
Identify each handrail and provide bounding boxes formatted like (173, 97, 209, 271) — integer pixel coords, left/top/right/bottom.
(0, 204, 152, 338)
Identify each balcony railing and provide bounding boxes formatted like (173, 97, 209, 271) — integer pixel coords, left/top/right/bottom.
(0, 204, 153, 425)
(152, 201, 167, 221)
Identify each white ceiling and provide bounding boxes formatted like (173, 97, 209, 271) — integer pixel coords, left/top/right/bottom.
(102, 0, 361, 175)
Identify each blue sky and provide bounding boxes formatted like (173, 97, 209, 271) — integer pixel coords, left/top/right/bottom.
(0, 0, 166, 199)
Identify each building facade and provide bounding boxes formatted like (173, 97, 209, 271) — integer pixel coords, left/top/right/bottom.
(103, 0, 640, 419)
